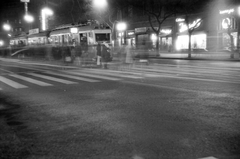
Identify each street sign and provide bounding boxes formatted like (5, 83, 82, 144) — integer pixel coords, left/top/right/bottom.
(29, 28, 39, 35)
(20, 0, 30, 3)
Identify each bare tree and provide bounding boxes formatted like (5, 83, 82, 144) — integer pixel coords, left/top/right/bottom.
(183, 15, 203, 58)
(175, 0, 208, 58)
(128, 0, 177, 56)
(84, 0, 123, 29)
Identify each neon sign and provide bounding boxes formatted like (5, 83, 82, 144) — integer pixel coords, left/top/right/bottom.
(179, 19, 202, 33)
(219, 9, 234, 14)
(161, 29, 172, 34)
(222, 18, 231, 29)
(176, 18, 185, 22)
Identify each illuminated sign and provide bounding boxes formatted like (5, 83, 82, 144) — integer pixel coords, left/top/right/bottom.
(135, 27, 147, 33)
(222, 18, 231, 29)
(128, 32, 134, 35)
(29, 28, 39, 35)
(161, 29, 172, 34)
(176, 18, 185, 22)
(179, 19, 202, 33)
(20, 0, 30, 2)
(219, 8, 234, 14)
(70, 27, 78, 33)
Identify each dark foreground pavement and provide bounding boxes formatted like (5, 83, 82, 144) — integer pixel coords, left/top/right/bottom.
(0, 70, 240, 159)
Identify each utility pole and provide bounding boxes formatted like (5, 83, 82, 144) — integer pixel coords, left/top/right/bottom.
(20, 0, 30, 14)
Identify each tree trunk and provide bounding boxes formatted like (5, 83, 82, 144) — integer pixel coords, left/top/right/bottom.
(188, 32, 192, 58)
(156, 36, 160, 57)
(228, 31, 234, 58)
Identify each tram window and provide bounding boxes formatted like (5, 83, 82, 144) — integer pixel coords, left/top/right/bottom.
(95, 33, 110, 42)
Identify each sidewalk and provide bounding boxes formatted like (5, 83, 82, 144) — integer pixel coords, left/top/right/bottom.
(1, 51, 239, 70)
(155, 51, 240, 61)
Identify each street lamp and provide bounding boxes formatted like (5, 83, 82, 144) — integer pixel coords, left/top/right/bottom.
(24, 14, 34, 23)
(0, 40, 4, 47)
(116, 22, 127, 45)
(41, 7, 53, 31)
(3, 23, 11, 31)
(93, 0, 107, 9)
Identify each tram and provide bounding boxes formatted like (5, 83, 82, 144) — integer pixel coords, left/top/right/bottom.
(49, 23, 112, 46)
(9, 22, 112, 48)
(9, 33, 28, 47)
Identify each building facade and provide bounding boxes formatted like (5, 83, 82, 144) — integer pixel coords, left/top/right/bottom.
(115, 0, 240, 53)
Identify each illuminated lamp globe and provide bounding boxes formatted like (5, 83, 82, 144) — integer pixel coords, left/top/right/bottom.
(93, 0, 107, 9)
(24, 14, 34, 23)
(3, 24, 11, 31)
(116, 22, 127, 31)
(42, 8, 53, 16)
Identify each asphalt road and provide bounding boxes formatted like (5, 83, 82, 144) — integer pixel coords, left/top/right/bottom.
(0, 59, 240, 159)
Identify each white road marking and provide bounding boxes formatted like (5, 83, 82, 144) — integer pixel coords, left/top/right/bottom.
(9, 74, 53, 86)
(0, 68, 14, 74)
(27, 73, 78, 84)
(144, 73, 240, 84)
(198, 157, 218, 159)
(44, 71, 100, 83)
(80, 69, 143, 79)
(90, 68, 142, 75)
(63, 70, 121, 81)
(0, 76, 28, 89)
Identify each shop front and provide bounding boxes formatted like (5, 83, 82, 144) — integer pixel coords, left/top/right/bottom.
(175, 18, 207, 51)
(176, 33, 207, 51)
(218, 7, 240, 51)
(126, 30, 135, 47)
(134, 27, 173, 51)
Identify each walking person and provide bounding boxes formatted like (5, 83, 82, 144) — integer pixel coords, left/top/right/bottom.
(70, 46, 76, 64)
(96, 42, 102, 67)
(75, 45, 82, 67)
(125, 45, 134, 69)
(101, 42, 111, 69)
(139, 40, 149, 65)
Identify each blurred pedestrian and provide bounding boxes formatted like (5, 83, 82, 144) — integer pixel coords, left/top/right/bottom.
(70, 46, 76, 63)
(75, 45, 82, 66)
(62, 46, 71, 66)
(96, 42, 102, 67)
(101, 42, 111, 69)
(125, 45, 134, 68)
(139, 40, 149, 65)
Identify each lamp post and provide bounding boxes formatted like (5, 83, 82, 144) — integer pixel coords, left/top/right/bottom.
(116, 22, 127, 45)
(41, 7, 53, 31)
(238, 7, 240, 53)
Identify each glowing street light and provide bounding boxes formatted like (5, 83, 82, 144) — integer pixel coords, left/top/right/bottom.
(24, 14, 34, 23)
(116, 22, 127, 32)
(93, 0, 107, 9)
(0, 40, 4, 47)
(3, 23, 11, 31)
(116, 22, 127, 45)
(41, 7, 54, 31)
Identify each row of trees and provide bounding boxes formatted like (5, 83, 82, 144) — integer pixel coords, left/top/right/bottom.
(43, 0, 220, 58)
(83, 0, 210, 57)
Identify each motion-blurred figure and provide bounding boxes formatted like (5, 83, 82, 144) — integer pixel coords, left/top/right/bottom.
(101, 43, 111, 69)
(96, 42, 102, 67)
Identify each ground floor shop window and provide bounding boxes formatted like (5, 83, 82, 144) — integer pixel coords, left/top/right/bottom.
(222, 32, 237, 49)
(176, 33, 206, 50)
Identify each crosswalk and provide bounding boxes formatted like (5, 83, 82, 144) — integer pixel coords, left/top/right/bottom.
(1, 64, 239, 90)
(0, 69, 143, 90)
